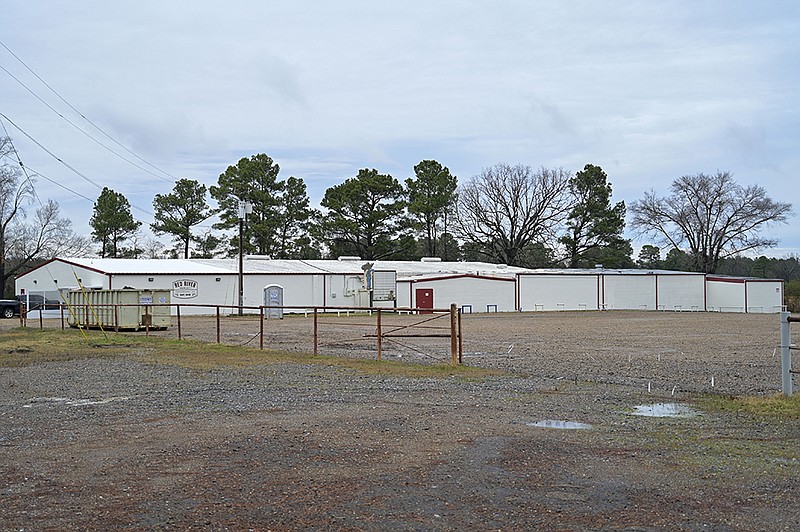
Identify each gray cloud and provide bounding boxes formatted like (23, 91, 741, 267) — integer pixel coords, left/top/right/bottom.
(1, 0, 797, 255)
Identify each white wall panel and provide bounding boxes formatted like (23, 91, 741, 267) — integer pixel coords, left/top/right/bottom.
(113, 274, 236, 315)
(396, 281, 412, 308)
(17, 262, 110, 293)
(410, 276, 516, 312)
(745, 280, 784, 313)
(706, 280, 745, 312)
(518, 275, 598, 311)
(603, 275, 656, 310)
(656, 275, 705, 311)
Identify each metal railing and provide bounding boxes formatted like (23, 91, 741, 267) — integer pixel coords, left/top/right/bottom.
(20, 302, 465, 365)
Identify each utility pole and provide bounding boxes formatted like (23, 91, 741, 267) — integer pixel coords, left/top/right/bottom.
(238, 199, 252, 316)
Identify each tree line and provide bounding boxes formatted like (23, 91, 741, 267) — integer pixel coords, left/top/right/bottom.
(90, 157, 640, 268)
(1, 136, 794, 296)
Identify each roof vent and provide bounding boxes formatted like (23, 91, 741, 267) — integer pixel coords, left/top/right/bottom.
(245, 255, 271, 260)
(337, 256, 361, 261)
(420, 257, 442, 262)
(497, 264, 507, 269)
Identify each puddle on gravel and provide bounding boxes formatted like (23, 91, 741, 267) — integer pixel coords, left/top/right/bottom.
(526, 420, 593, 430)
(631, 403, 698, 418)
(22, 396, 130, 408)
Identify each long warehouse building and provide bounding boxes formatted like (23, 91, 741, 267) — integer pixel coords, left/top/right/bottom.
(15, 257, 785, 315)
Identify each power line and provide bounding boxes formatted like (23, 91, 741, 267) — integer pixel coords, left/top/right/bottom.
(1, 112, 104, 189)
(0, 39, 178, 182)
(15, 164, 96, 203)
(0, 112, 154, 218)
(0, 117, 43, 207)
(0, 63, 174, 183)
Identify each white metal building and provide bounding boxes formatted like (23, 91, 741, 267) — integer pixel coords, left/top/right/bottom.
(397, 274, 517, 313)
(16, 257, 525, 315)
(517, 270, 707, 311)
(706, 276, 785, 313)
(15, 257, 785, 315)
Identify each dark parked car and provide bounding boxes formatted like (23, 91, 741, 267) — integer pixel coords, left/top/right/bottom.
(15, 294, 61, 311)
(0, 299, 20, 318)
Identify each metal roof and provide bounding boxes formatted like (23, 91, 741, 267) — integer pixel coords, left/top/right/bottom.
(53, 258, 234, 275)
(43, 258, 707, 278)
(48, 257, 527, 276)
(517, 268, 706, 276)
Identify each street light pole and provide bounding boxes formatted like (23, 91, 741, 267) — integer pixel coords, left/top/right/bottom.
(237, 200, 252, 316)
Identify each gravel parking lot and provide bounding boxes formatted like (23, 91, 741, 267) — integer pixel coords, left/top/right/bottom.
(1, 310, 798, 529)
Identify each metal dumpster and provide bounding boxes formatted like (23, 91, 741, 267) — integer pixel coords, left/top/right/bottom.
(66, 289, 171, 330)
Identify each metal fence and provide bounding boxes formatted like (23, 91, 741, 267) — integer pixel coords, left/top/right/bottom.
(19, 302, 464, 365)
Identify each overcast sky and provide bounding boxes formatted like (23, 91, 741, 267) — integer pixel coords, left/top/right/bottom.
(2, 1, 798, 258)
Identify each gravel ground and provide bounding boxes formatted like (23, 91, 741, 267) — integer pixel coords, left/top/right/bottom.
(1, 310, 798, 530)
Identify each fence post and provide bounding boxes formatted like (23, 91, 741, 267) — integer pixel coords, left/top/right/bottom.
(60, 304, 65, 330)
(457, 306, 463, 364)
(313, 307, 318, 356)
(216, 306, 221, 343)
(376, 309, 382, 361)
(259, 306, 264, 350)
(176, 305, 182, 340)
(781, 311, 793, 396)
(450, 303, 458, 366)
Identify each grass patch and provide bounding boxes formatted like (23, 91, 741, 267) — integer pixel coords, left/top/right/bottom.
(0, 327, 123, 366)
(640, 425, 800, 479)
(698, 393, 800, 420)
(0, 327, 501, 379)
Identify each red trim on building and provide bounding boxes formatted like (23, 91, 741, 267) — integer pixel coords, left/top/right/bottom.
(406, 273, 516, 283)
(706, 276, 745, 284)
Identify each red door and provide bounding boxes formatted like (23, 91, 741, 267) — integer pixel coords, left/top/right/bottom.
(416, 288, 434, 313)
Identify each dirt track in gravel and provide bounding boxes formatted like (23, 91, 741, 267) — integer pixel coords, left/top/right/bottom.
(1, 311, 798, 530)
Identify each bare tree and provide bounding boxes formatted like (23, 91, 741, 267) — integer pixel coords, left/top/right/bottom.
(140, 237, 165, 259)
(454, 164, 572, 266)
(1, 137, 36, 296)
(8, 200, 92, 258)
(1, 137, 89, 295)
(630, 171, 793, 273)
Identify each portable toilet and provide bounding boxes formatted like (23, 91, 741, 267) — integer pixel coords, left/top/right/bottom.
(264, 284, 283, 319)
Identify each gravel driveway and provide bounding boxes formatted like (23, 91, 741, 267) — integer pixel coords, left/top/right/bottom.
(1, 311, 798, 530)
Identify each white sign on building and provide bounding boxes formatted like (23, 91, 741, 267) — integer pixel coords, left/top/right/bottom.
(172, 279, 199, 299)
